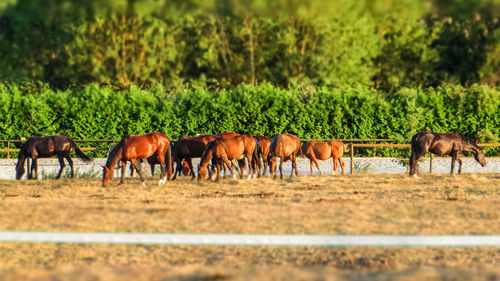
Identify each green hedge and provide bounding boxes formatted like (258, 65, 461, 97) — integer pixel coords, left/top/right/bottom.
(0, 83, 498, 156)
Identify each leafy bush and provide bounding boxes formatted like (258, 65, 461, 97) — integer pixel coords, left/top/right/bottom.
(0, 83, 497, 157)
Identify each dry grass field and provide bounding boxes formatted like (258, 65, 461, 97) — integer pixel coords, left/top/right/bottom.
(0, 173, 499, 280)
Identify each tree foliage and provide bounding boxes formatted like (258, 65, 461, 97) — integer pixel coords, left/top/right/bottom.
(0, 0, 498, 90)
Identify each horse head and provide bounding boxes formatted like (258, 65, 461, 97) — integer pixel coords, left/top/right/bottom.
(465, 139, 486, 168)
(474, 148, 487, 167)
(197, 164, 207, 182)
(102, 166, 114, 187)
(15, 162, 25, 180)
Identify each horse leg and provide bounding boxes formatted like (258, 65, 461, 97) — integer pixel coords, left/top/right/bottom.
(246, 153, 253, 180)
(32, 157, 38, 180)
(457, 157, 463, 174)
(64, 151, 74, 178)
(172, 161, 180, 180)
(293, 154, 299, 178)
(26, 158, 31, 179)
(450, 152, 458, 175)
(130, 159, 146, 186)
(262, 154, 268, 176)
(221, 157, 235, 181)
(151, 164, 155, 177)
(279, 157, 284, 180)
(339, 157, 345, 175)
(187, 159, 196, 181)
(215, 160, 221, 182)
(155, 154, 167, 185)
(409, 149, 425, 177)
(333, 156, 339, 174)
(55, 152, 66, 179)
(119, 160, 127, 185)
(309, 160, 314, 175)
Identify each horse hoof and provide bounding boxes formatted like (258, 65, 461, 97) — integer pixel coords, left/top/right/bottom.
(247, 175, 251, 181)
(233, 174, 237, 179)
(142, 182, 146, 186)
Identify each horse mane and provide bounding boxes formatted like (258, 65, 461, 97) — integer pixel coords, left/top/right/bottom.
(105, 139, 124, 168)
(448, 132, 481, 152)
(199, 140, 217, 168)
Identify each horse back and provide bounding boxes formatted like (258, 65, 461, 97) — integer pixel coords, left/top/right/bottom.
(216, 135, 248, 159)
(412, 131, 464, 156)
(271, 134, 300, 157)
(123, 132, 169, 159)
(312, 142, 333, 160)
(173, 137, 207, 158)
(254, 136, 271, 155)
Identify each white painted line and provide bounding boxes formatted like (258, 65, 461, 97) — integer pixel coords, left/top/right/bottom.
(0, 232, 499, 246)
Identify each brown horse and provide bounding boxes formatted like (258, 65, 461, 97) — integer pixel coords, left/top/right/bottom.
(409, 131, 486, 176)
(268, 134, 301, 179)
(197, 134, 256, 182)
(172, 132, 240, 180)
(15, 135, 92, 180)
(254, 135, 271, 175)
(300, 140, 348, 175)
(102, 132, 172, 187)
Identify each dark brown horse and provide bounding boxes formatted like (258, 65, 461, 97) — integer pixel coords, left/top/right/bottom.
(15, 135, 92, 180)
(253, 135, 271, 175)
(269, 134, 301, 179)
(172, 132, 240, 180)
(197, 134, 257, 182)
(102, 132, 172, 187)
(300, 140, 348, 175)
(409, 131, 486, 176)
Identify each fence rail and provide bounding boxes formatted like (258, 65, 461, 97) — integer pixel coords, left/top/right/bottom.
(2, 139, 499, 165)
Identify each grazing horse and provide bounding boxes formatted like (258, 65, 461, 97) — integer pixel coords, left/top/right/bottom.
(268, 134, 301, 179)
(15, 135, 92, 180)
(172, 132, 240, 180)
(409, 131, 486, 176)
(107, 144, 160, 177)
(197, 134, 257, 182)
(254, 135, 271, 175)
(102, 132, 172, 187)
(300, 140, 348, 175)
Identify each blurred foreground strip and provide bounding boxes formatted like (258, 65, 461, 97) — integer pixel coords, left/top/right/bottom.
(0, 232, 499, 246)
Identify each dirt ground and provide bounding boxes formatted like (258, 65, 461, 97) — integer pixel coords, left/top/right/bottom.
(0, 173, 499, 280)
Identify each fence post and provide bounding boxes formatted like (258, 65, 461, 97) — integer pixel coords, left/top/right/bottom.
(350, 144, 355, 174)
(429, 153, 433, 174)
(373, 141, 376, 157)
(7, 141, 10, 159)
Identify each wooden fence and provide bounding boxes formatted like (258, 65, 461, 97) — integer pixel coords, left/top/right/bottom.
(1, 139, 499, 174)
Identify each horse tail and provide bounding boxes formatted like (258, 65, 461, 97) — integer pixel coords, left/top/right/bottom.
(409, 134, 419, 176)
(342, 143, 350, 153)
(69, 138, 92, 163)
(15, 144, 27, 180)
(165, 141, 173, 179)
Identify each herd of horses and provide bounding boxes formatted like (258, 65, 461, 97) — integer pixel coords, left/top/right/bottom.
(14, 131, 487, 186)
